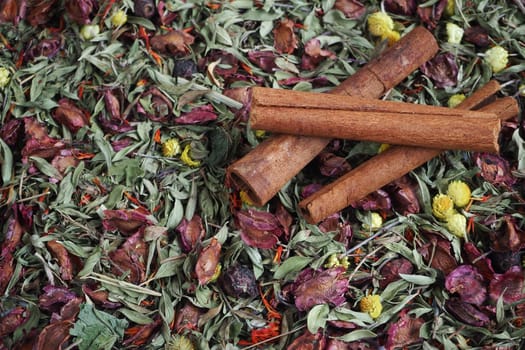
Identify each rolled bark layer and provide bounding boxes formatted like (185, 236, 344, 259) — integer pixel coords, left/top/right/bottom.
(250, 87, 502, 153)
(227, 26, 439, 206)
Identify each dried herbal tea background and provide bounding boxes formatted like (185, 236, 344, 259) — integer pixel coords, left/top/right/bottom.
(1, 0, 525, 349)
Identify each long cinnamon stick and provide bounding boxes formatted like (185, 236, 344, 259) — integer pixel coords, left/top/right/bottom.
(249, 87, 502, 153)
(299, 93, 519, 223)
(227, 26, 439, 206)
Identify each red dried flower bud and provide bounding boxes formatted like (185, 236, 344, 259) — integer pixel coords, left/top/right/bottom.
(64, 0, 97, 24)
(134, 0, 156, 18)
(0, 0, 26, 25)
(53, 98, 90, 133)
(150, 30, 195, 55)
(26, 0, 57, 26)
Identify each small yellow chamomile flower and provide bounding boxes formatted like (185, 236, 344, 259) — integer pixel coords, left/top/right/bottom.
(446, 23, 464, 44)
(446, 212, 467, 238)
(378, 143, 390, 153)
(0, 67, 10, 89)
(254, 130, 266, 138)
(325, 253, 340, 268)
(180, 144, 201, 167)
(382, 29, 400, 45)
(360, 294, 383, 319)
(368, 12, 394, 38)
(161, 138, 181, 157)
(111, 9, 128, 27)
(446, 180, 471, 208)
(208, 263, 222, 283)
(80, 24, 100, 40)
(239, 190, 256, 206)
(484, 46, 509, 73)
(448, 94, 466, 108)
(165, 334, 195, 350)
(432, 194, 455, 220)
(363, 212, 383, 230)
(445, 0, 455, 17)
(339, 256, 350, 269)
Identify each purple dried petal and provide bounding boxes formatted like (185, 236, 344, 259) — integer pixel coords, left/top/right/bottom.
(419, 236, 457, 275)
(198, 50, 239, 77)
(176, 215, 205, 253)
(25, 36, 63, 61)
(489, 266, 524, 303)
(139, 87, 174, 122)
(301, 183, 323, 199)
(64, 0, 97, 24)
(157, 1, 177, 26)
(0, 0, 27, 25)
(384, 176, 420, 215)
(475, 153, 516, 187)
(334, 0, 366, 19)
(290, 267, 348, 311)
(109, 231, 148, 283)
(416, 0, 447, 30)
(81, 284, 121, 309)
(318, 152, 352, 177)
(379, 258, 414, 289)
(195, 238, 222, 285)
(248, 51, 277, 73)
(420, 53, 458, 88)
(0, 118, 23, 147)
(286, 330, 326, 349)
(102, 208, 152, 234)
(175, 104, 217, 124)
(236, 209, 283, 249)
(51, 149, 79, 175)
(353, 189, 392, 212)
(39, 285, 77, 312)
(53, 98, 90, 133)
(0, 306, 29, 337)
(445, 298, 490, 327)
(384, 0, 416, 15)
(385, 309, 424, 350)
(445, 265, 487, 305)
(301, 38, 336, 70)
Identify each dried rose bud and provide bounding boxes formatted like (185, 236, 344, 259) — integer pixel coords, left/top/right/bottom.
(273, 18, 298, 54)
(175, 215, 205, 252)
(150, 30, 194, 55)
(175, 104, 217, 124)
(53, 98, 90, 133)
(102, 208, 152, 234)
(25, 36, 63, 61)
(134, 0, 155, 18)
(301, 38, 336, 70)
(219, 264, 258, 298)
(174, 302, 202, 333)
(26, 0, 57, 26)
(248, 50, 277, 73)
(420, 53, 458, 88)
(464, 26, 490, 48)
(65, 0, 97, 24)
(195, 238, 222, 285)
(109, 231, 147, 283)
(103, 88, 122, 120)
(416, 0, 447, 30)
(0, 118, 23, 146)
(445, 265, 487, 305)
(475, 153, 516, 187)
(334, 0, 366, 19)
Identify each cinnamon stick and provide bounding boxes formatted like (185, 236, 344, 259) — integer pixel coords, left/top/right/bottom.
(227, 26, 439, 206)
(249, 87, 502, 153)
(299, 92, 519, 224)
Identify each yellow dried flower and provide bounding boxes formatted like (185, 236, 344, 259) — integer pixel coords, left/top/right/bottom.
(80, 24, 100, 40)
(325, 253, 340, 268)
(254, 130, 266, 138)
(368, 12, 394, 38)
(363, 212, 383, 230)
(0, 67, 10, 88)
(165, 334, 195, 350)
(360, 294, 382, 319)
(239, 190, 256, 206)
(446, 23, 464, 44)
(519, 84, 525, 97)
(161, 138, 181, 157)
(209, 263, 222, 283)
(181, 144, 201, 167)
(111, 10, 128, 27)
(446, 213, 467, 238)
(485, 46, 509, 73)
(448, 94, 466, 108)
(378, 143, 390, 153)
(382, 29, 400, 45)
(432, 194, 455, 220)
(446, 180, 471, 207)
(445, 0, 455, 16)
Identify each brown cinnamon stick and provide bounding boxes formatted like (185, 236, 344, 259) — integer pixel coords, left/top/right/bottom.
(249, 87, 502, 153)
(227, 26, 439, 206)
(299, 92, 519, 224)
